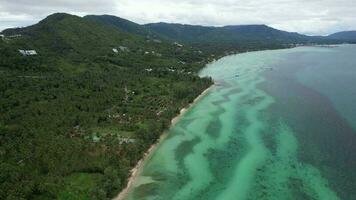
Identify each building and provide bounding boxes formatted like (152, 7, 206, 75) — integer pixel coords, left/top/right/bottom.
(112, 48, 119, 53)
(19, 50, 38, 56)
(174, 42, 183, 47)
(8, 34, 21, 38)
(118, 46, 129, 52)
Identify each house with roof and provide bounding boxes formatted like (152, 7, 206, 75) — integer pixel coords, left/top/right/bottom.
(174, 42, 183, 47)
(19, 50, 38, 56)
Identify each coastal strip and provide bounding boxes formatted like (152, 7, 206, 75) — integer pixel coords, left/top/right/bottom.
(114, 84, 215, 200)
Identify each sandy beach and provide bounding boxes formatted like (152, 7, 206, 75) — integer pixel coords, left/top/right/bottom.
(114, 84, 214, 200)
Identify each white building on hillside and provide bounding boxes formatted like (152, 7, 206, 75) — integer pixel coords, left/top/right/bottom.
(19, 50, 38, 56)
(174, 42, 183, 47)
(112, 48, 119, 53)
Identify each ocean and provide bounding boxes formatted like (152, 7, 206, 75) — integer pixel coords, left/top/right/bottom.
(126, 45, 356, 200)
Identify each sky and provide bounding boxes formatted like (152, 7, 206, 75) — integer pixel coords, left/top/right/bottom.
(0, 0, 355, 35)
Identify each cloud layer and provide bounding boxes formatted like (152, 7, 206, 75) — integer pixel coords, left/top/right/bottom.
(1, 0, 355, 35)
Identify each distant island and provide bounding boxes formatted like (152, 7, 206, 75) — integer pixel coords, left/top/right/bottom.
(0, 12, 355, 200)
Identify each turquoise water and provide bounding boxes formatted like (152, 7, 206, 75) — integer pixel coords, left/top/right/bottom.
(126, 45, 356, 200)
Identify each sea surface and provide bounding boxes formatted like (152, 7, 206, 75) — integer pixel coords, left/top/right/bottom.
(126, 45, 356, 200)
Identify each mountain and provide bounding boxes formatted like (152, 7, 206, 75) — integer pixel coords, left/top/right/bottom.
(84, 16, 312, 45)
(144, 23, 309, 43)
(328, 31, 356, 42)
(83, 15, 341, 53)
(1, 13, 138, 62)
(84, 15, 155, 37)
(1, 13, 209, 72)
(144, 22, 214, 42)
(144, 23, 344, 49)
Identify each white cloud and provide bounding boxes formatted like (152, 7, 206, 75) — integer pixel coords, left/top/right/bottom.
(0, 0, 355, 35)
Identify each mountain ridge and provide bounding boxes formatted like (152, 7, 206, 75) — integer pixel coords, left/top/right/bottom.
(328, 31, 356, 42)
(3, 13, 356, 43)
(81, 14, 353, 54)
(3, 13, 355, 49)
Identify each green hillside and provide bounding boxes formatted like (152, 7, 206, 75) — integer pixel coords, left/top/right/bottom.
(327, 31, 356, 42)
(0, 13, 212, 199)
(144, 23, 341, 52)
(84, 15, 154, 38)
(85, 15, 343, 54)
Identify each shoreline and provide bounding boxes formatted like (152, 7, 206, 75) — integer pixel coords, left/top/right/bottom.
(113, 84, 214, 200)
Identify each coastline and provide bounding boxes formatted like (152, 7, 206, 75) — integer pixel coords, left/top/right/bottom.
(113, 84, 215, 200)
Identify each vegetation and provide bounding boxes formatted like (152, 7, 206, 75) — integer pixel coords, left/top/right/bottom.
(327, 31, 356, 42)
(85, 15, 349, 55)
(0, 13, 212, 199)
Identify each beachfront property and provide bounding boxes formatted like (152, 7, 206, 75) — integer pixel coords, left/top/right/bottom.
(18, 50, 38, 56)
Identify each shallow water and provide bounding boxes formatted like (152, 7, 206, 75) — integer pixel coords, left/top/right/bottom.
(126, 45, 356, 200)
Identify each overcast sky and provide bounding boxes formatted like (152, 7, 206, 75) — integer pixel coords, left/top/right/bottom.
(0, 0, 355, 35)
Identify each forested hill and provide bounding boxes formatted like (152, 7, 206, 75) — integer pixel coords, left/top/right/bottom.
(327, 31, 356, 42)
(143, 23, 346, 51)
(84, 15, 156, 38)
(85, 15, 343, 53)
(0, 13, 212, 199)
(144, 23, 310, 43)
(1, 13, 212, 72)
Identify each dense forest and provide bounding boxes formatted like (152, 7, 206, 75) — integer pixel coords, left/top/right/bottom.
(0, 12, 353, 200)
(85, 15, 350, 54)
(0, 13, 213, 199)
